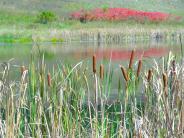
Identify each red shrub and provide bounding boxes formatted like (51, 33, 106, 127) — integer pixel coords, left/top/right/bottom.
(70, 8, 178, 22)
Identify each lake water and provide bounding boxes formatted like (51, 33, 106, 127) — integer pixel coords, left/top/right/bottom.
(0, 40, 182, 63)
(0, 40, 183, 102)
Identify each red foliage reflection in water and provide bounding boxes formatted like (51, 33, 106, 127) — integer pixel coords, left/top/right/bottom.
(95, 47, 169, 60)
(73, 47, 170, 61)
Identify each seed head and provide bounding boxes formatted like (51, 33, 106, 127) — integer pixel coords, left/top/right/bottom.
(129, 49, 135, 69)
(100, 64, 104, 79)
(120, 66, 129, 82)
(21, 66, 26, 76)
(47, 72, 51, 87)
(93, 55, 96, 74)
(163, 73, 168, 89)
(147, 69, 152, 82)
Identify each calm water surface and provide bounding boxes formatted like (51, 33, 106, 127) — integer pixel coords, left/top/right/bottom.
(0, 41, 182, 98)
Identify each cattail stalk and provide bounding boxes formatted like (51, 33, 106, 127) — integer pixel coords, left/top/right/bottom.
(147, 69, 152, 82)
(100, 64, 104, 80)
(136, 60, 142, 78)
(120, 66, 129, 82)
(47, 73, 51, 87)
(129, 49, 135, 69)
(93, 55, 96, 74)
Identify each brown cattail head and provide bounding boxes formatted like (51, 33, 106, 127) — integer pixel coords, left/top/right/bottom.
(120, 66, 129, 82)
(136, 60, 142, 78)
(100, 64, 104, 80)
(163, 73, 168, 97)
(163, 73, 168, 89)
(93, 55, 96, 74)
(47, 72, 51, 87)
(147, 69, 152, 82)
(21, 66, 26, 76)
(172, 60, 176, 71)
(62, 65, 67, 77)
(129, 49, 135, 69)
(172, 60, 176, 75)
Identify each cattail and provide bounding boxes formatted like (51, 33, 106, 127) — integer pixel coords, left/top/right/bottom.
(47, 72, 51, 87)
(120, 66, 129, 82)
(100, 64, 104, 79)
(147, 69, 152, 82)
(93, 55, 96, 74)
(172, 60, 176, 72)
(163, 73, 168, 97)
(21, 66, 26, 76)
(172, 60, 176, 76)
(136, 60, 142, 78)
(129, 49, 135, 69)
(62, 66, 67, 77)
(163, 73, 168, 89)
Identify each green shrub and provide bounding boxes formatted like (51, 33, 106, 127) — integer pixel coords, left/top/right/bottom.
(36, 11, 57, 24)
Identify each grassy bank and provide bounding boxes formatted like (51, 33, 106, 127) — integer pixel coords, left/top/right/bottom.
(0, 19, 184, 43)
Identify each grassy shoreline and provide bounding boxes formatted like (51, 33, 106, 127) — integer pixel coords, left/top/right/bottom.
(0, 20, 184, 43)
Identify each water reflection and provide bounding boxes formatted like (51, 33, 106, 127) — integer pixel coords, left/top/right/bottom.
(0, 41, 181, 63)
(74, 47, 170, 61)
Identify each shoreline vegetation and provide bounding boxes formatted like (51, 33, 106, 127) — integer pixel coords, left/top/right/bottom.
(0, 26, 184, 43)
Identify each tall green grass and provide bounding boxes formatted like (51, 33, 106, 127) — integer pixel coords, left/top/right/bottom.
(0, 49, 183, 137)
